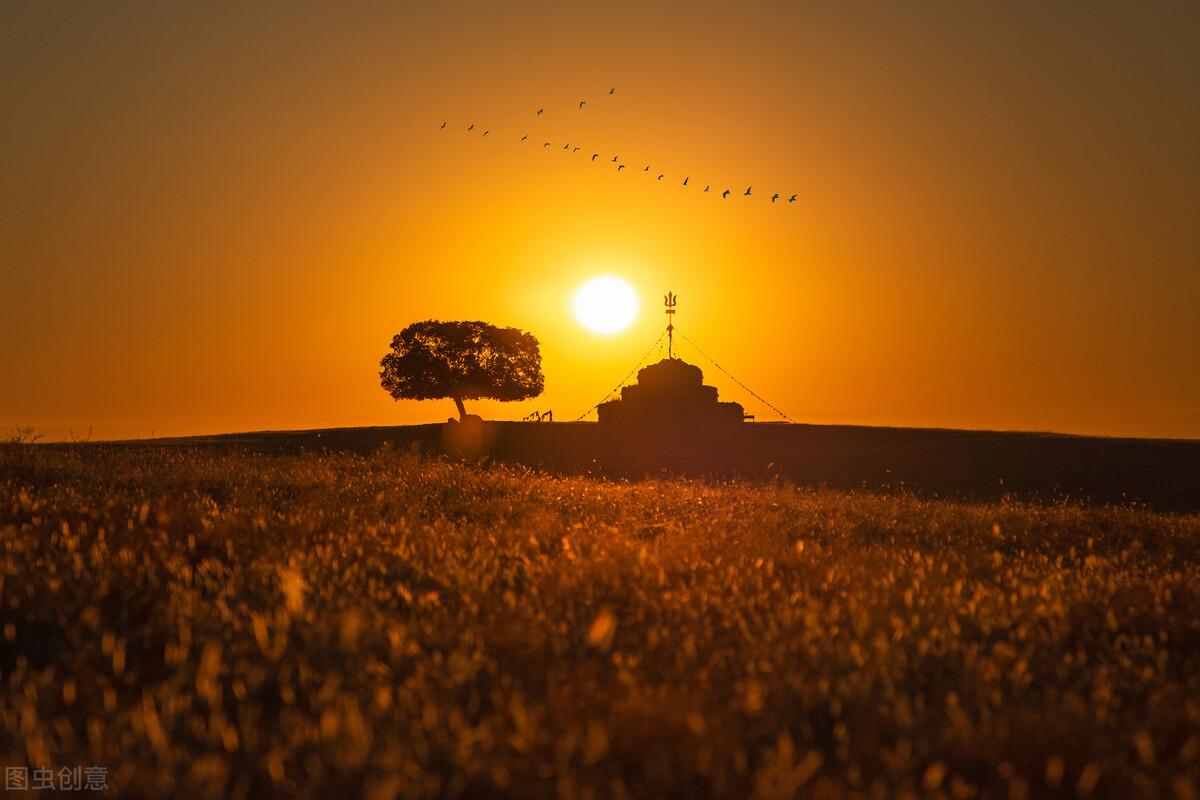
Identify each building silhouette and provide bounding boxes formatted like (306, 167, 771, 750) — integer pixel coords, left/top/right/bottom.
(596, 357, 745, 428)
(597, 292, 746, 429)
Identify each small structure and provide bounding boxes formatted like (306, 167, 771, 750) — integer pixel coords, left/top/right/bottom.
(597, 293, 745, 429)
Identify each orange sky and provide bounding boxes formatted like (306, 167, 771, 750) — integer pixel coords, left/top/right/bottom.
(2, 2, 1198, 440)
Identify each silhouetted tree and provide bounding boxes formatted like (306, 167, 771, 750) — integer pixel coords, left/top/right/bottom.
(380, 320, 544, 421)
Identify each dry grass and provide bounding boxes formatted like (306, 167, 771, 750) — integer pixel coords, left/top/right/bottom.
(2, 444, 1199, 798)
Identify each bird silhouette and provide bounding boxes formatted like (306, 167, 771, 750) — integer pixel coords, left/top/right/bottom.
(788, 194, 797, 203)
(683, 177, 689, 186)
(609, 87, 615, 94)
(591, 153, 599, 161)
(562, 143, 569, 150)
(643, 165, 650, 171)
(722, 189, 731, 198)
(744, 186, 752, 196)
(704, 185, 710, 192)
(543, 142, 551, 148)
(537, 108, 544, 115)
(572, 146, 580, 153)
(467, 124, 474, 131)
(439, 121, 446, 129)
(483, 130, 489, 137)
(520, 134, 528, 141)
(771, 193, 779, 202)
(612, 155, 619, 162)
(657, 174, 664, 181)
(579, 100, 586, 109)
(617, 164, 626, 171)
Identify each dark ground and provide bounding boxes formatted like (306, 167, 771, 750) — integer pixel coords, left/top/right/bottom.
(121, 421, 1200, 513)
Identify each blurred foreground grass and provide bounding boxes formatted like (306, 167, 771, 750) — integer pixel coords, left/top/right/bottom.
(2, 444, 1198, 798)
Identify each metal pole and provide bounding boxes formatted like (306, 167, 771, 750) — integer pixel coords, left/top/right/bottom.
(664, 292, 676, 359)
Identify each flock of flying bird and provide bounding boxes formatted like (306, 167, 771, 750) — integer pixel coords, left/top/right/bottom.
(440, 87, 800, 205)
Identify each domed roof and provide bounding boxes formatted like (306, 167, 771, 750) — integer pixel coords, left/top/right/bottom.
(635, 358, 703, 391)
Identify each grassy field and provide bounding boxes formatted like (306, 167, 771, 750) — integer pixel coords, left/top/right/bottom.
(2, 443, 1199, 798)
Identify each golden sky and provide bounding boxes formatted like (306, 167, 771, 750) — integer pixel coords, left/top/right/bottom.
(2, 2, 1198, 440)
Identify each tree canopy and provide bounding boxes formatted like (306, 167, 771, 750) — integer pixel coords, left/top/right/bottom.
(379, 320, 544, 420)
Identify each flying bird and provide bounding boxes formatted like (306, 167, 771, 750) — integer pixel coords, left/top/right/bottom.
(467, 123, 474, 131)
(612, 155, 619, 162)
(591, 153, 599, 161)
(722, 189, 731, 198)
(439, 121, 446, 129)
(563, 143, 569, 150)
(657, 174, 664, 181)
(520, 134, 528, 141)
(579, 100, 586, 109)
(788, 194, 797, 203)
(771, 193, 779, 202)
(617, 164, 625, 171)
(683, 177, 689, 186)
(572, 146, 580, 153)
(643, 165, 650, 171)
(609, 87, 615, 94)
(482, 130, 489, 137)
(537, 108, 544, 115)
(744, 186, 752, 196)
(543, 142, 551, 148)
(704, 185, 710, 192)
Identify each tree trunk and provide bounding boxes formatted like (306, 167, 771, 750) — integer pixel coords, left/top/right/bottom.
(453, 396, 467, 421)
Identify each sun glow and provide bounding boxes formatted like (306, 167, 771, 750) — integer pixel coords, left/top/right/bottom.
(572, 276, 639, 334)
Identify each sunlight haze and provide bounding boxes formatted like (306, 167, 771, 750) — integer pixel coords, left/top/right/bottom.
(2, 2, 1198, 439)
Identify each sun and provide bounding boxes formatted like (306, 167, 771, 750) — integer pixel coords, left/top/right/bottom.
(573, 275, 639, 334)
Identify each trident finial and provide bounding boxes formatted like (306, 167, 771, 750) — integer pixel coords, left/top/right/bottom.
(664, 292, 677, 359)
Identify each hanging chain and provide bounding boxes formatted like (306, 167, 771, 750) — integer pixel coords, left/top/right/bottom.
(571, 330, 667, 421)
(676, 331, 794, 422)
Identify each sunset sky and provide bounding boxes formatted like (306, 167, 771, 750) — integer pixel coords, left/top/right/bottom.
(3, 2, 1198, 440)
